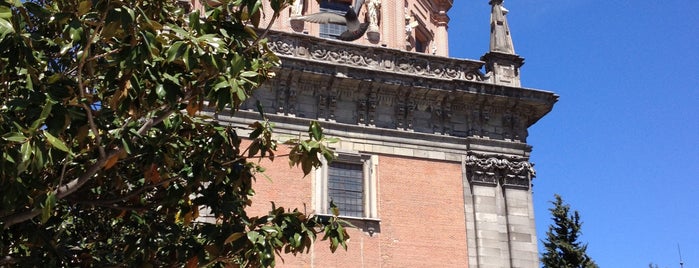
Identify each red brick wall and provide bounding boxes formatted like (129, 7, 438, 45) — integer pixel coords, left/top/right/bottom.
(377, 154, 468, 267)
(244, 142, 314, 266)
(246, 143, 468, 267)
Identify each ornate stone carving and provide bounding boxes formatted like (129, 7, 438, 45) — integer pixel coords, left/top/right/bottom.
(260, 32, 557, 141)
(269, 39, 295, 56)
(465, 152, 535, 189)
(318, 93, 327, 119)
(367, 86, 378, 125)
(275, 75, 288, 114)
(266, 31, 484, 81)
(406, 98, 415, 130)
(328, 85, 338, 121)
(395, 89, 407, 130)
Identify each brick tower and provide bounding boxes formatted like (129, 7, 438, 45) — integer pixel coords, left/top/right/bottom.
(195, 0, 558, 266)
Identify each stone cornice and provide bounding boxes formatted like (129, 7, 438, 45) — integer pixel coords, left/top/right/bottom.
(265, 31, 558, 128)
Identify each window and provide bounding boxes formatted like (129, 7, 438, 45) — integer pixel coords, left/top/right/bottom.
(328, 162, 364, 217)
(314, 152, 378, 219)
(318, 0, 349, 39)
(414, 26, 431, 53)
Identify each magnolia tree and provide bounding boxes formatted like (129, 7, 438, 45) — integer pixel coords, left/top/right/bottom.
(0, 0, 348, 266)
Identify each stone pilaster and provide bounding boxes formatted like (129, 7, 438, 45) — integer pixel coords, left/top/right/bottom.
(464, 152, 538, 268)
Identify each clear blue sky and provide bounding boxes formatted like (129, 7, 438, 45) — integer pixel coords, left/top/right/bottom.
(449, 1, 699, 267)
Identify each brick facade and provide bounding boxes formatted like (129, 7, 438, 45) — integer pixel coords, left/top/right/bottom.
(247, 144, 468, 267)
(192, 0, 557, 266)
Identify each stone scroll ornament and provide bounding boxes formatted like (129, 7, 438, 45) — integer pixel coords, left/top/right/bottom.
(465, 153, 535, 188)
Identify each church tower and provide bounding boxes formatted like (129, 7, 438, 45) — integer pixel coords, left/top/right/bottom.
(191, 0, 558, 266)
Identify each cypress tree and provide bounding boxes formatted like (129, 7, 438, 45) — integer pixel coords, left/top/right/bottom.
(541, 194, 598, 268)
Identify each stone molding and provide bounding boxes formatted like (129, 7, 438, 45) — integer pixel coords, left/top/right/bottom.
(267, 31, 485, 82)
(464, 152, 534, 189)
(248, 70, 555, 142)
(214, 110, 532, 162)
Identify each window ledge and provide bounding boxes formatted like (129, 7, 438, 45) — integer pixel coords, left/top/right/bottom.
(315, 214, 382, 236)
(316, 214, 381, 223)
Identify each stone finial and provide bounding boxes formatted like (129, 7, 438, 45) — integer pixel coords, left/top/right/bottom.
(482, 0, 525, 87)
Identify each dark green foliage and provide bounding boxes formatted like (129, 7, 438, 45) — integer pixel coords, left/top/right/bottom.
(541, 194, 598, 268)
(0, 0, 347, 266)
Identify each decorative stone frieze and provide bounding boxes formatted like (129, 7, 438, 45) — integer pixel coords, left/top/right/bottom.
(267, 32, 484, 82)
(464, 152, 535, 189)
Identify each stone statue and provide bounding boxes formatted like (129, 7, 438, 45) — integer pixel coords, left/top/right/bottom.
(367, 0, 381, 29)
(290, 0, 369, 41)
(290, 0, 303, 17)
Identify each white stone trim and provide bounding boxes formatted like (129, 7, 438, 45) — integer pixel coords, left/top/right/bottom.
(313, 151, 379, 219)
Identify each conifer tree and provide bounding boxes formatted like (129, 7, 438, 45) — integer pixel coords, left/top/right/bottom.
(541, 194, 598, 268)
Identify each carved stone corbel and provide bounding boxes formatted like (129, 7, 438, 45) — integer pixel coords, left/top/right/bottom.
(366, 86, 378, 126)
(356, 82, 371, 125)
(318, 92, 327, 120)
(430, 100, 443, 134)
(443, 95, 455, 135)
(465, 152, 535, 189)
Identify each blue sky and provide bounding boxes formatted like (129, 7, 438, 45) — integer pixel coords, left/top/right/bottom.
(449, 1, 699, 267)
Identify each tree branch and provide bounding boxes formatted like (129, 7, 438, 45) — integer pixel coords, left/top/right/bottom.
(77, 5, 110, 160)
(2, 108, 177, 229)
(71, 176, 179, 207)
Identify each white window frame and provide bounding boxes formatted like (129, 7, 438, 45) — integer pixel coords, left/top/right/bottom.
(313, 151, 378, 219)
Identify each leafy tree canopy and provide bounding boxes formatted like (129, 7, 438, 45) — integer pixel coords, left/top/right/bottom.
(0, 0, 346, 266)
(541, 194, 598, 268)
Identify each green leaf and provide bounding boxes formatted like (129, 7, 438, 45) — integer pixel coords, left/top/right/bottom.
(0, 5, 11, 19)
(78, 0, 91, 16)
(235, 85, 247, 102)
(0, 18, 15, 43)
(255, 100, 265, 118)
(270, 0, 281, 13)
(309, 121, 322, 140)
(301, 159, 312, 175)
(17, 141, 32, 173)
(156, 84, 165, 98)
(240, 71, 258, 78)
(30, 98, 54, 131)
(20, 141, 32, 163)
(188, 10, 200, 33)
(329, 200, 339, 216)
(166, 41, 184, 63)
(44, 131, 72, 154)
(183, 46, 192, 70)
(224, 232, 245, 244)
(2, 132, 27, 142)
(247, 231, 261, 244)
(330, 236, 339, 252)
(292, 233, 302, 248)
(69, 23, 83, 42)
(42, 193, 56, 224)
